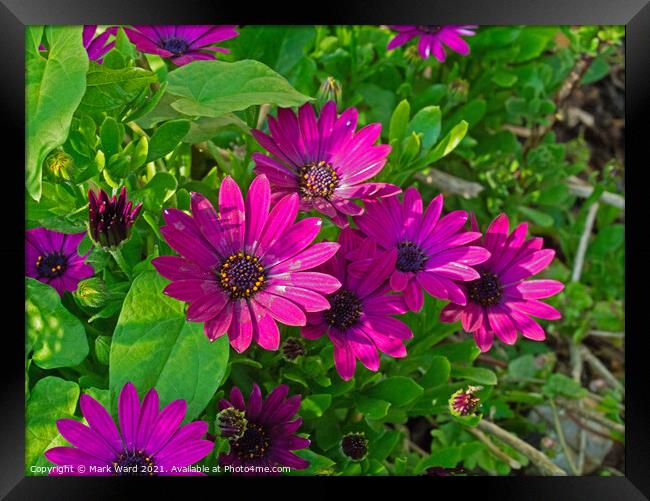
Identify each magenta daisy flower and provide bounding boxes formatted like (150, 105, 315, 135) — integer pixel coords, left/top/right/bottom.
(44, 382, 213, 476)
(124, 25, 239, 66)
(152, 175, 341, 353)
(440, 213, 565, 352)
(218, 384, 310, 474)
(88, 186, 143, 249)
(302, 230, 413, 381)
(252, 101, 400, 228)
(25, 228, 94, 297)
(83, 25, 118, 63)
(355, 187, 491, 312)
(387, 25, 478, 62)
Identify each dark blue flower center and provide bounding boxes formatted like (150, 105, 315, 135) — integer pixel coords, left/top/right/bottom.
(36, 252, 68, 279)
(112, 450, 156, 476)
(161, 37, 190, 56)
(396, 241, 428, 272)
(299, 161, 339, 200)
(418, 25, 443, 34)
(467, 272, 503, 307)
(218, 252, 267, 299)
(324, 289, 362, 330)
(231, 423, 270, 460)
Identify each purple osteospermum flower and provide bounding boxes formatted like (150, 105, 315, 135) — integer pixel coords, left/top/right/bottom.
(44, 382, 213, 476)
(218, 384, 310, 474)
(387, 25, 478, 62)
(124, 25, 239, 66)
(152, 174, 341, 353)
(39, 26, 116, 63)
(301, 230, 413, 381)
(25, 228, 94, 297)
(83, 25, 118, 62)
(440, 213, 565, 352)
(88, 186, 143, 249)
(355, 187, 491, 312)
(252, 101, 400, 228)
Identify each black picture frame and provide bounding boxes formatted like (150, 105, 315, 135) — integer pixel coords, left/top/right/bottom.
(2, 1, 646, 498)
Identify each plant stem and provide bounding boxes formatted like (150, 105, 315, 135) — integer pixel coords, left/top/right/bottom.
(466, 426, 522, 470)
(110, 248, 132, 280)
(549, 399, 580, 475)
(476, 419, 567, 476)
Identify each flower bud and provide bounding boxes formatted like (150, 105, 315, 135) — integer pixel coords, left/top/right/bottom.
(88, 186, 142, 249)
(281, 337, 306, 362)
(74, 277, 111, 308)
(45, 150, 76, 182)
(217, 407, 248, 441)
(317, 77, 342, 109)
(449, 385, 481, 417)
(340, 432, 368, 462)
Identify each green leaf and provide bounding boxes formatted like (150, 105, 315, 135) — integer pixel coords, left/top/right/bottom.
(451, 366, 498, 385)
(183, 114, 249, 143)
(167, 60, 311, 118)
(300, 394, 332, 419)
(287, 449, 336, 476)
(134, 172, 178, 213)
(109, 271, 229, 421)
(518, 206, 554, 227)
(228, 26, 316, 77)
(355, 395, 391, 420)
(423, 120, 469, 165)
(389, 99, 411, 145)
(146, 119, 191, 162)
(26, 278, 89, 369)
(542, 373, 588, 400)
(100, 117, 122, 158)
(581, 55, 609, 84)
(26, 377, 80, 470)
(407, 105, 442, 151)
(365, 377, 424, 406)
(80, 66, 157, 113)
(588, 224, 624, 257)
(431, 340, 480, 363)
(491, 69, 518, 87)
(415, 446, 461, 473)
(508, 354, 537, 379)
(420, 356, 451, 387)
(26, 26, 89, 200)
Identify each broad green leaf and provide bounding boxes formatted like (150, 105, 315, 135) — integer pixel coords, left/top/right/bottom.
(431, 340, 480, 363)
(407, 105, 442, 151)
(146, 119, 191, 162)
(355, 395, 391, 420)
(183, 114, 249, 143)
(228, 26, 316, 77)
(451, 366, 498, 385)
(423, 120, 468, 165)
(166, 59, 311, 118)
(133, 172, 178, 213)
(26, 278, 89, 369)
(365, 377, 424, 406)
(287, 449, 336, 476)
(26, 26, 89, 200)
(79, 65, 156, 113)
(100, 117, 122, 158)
(25, 377, 79, 471)
(109, 271, 229, 421)
(420, 356, 451, 388)
(518, 205, 554, 227)
(542, 373, 588, 400)
(300, 394, 332, 419)
(389, 99, 411, 145)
